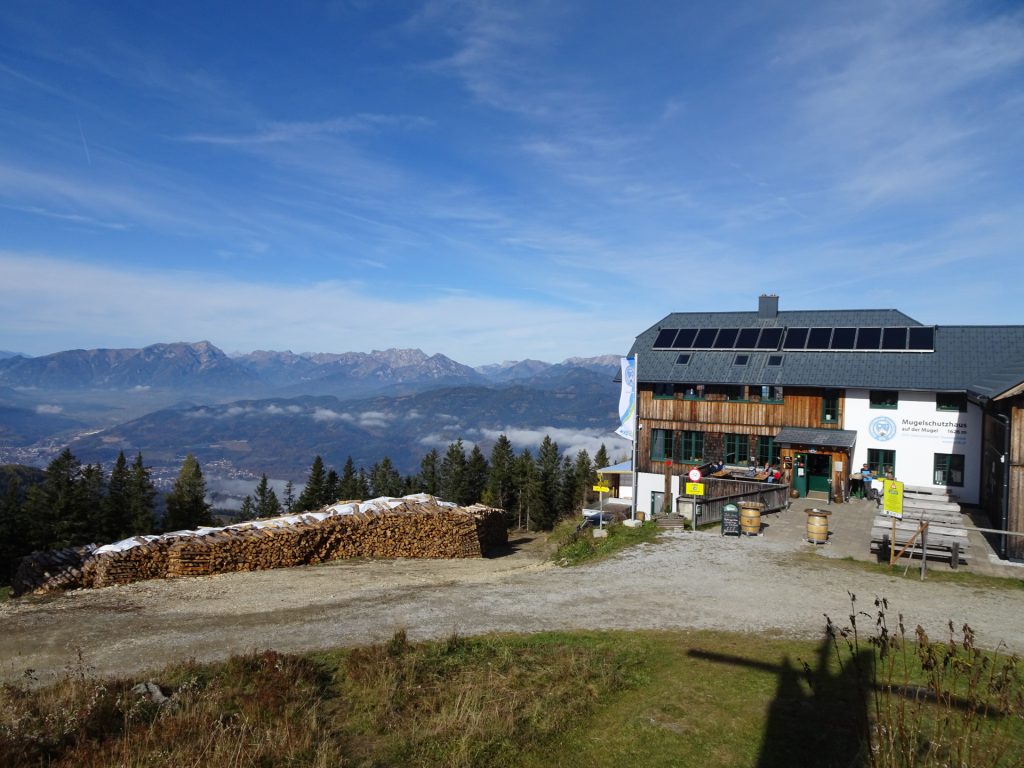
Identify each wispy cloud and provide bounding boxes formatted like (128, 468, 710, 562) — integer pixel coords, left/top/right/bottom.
(178, 114, 432, 146)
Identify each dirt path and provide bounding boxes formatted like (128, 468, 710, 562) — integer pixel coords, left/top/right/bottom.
(3, 530, 1024, 685)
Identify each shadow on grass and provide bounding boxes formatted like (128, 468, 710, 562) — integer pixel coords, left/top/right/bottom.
(690, 639, 871, 767)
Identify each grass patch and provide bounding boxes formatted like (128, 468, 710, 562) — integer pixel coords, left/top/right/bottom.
(2, 623, 1022, 767)
(803, 552, 1024, 591)
(552, 519, 659, 566)
(0, 586, 9, 601)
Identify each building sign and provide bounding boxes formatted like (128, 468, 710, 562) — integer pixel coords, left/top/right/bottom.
(900, 417, 967, 444)
(868, 416, 897, 441)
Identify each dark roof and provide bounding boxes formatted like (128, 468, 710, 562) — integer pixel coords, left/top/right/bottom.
(626, 306, 1024, 397)
(774, 427, 858, 449)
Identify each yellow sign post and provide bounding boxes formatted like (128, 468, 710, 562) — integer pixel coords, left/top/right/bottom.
(685, 482, 704, 496)
(592, 484, 611, 493)
(882, 479, 904, 519)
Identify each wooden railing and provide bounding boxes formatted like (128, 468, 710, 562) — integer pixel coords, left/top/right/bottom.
(676, 478, 791, 526)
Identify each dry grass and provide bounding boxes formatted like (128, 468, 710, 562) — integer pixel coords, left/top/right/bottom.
(0, 633, 645, 768)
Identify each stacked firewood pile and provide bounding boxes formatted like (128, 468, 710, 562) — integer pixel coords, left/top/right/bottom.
(13, 496, 507, 595)
(10, 544, 97, 596)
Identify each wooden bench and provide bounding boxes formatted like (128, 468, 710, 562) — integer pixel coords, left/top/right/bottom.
(869, 515, 969, 569)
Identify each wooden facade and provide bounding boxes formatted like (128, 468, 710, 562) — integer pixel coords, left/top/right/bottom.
(636, 384, 850, 500)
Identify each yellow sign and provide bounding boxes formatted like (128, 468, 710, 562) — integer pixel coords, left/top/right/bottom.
(882, 479, 904, 518)
(685, 482, 704, 496)
(592, 485, 611, 493)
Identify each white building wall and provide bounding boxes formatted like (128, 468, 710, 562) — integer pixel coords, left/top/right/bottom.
(844, 389, 982, 503)
(637, 471, 680, 518)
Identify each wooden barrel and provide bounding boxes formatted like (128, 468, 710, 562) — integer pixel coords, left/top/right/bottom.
(806, 509, 830, 544)
(739, 502, 763, 536)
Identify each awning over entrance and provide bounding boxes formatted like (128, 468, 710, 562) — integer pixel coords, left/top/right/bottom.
(596, 460, 633, 474)
(774, 427, 857, 450)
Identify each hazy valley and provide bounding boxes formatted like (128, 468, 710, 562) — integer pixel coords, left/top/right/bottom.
(0, 342, 625, 503)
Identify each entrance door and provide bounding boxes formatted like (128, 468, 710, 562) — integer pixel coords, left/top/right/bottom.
(793, 453, 809, 497)
(807, 454, 832, 495)
(650, 491, 664, 518)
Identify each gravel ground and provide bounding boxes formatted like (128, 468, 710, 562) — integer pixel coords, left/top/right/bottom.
(3, 525, 1024, 686)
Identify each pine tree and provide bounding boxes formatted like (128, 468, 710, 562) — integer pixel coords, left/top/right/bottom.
(254, 474, 281, 518)
(557, 454, 576, 516)
(463, 445, 489, 505)
(418, 449, 440, 496)
(127, 453, 157, 535)
(574, 449, 594, 508)
(484, 435, 516, 512)
(439, 440, 467, 504)
(323, 468, 340, 506)
(105, 451, 132, 540)
(369, 457, 402, 498)
(79, 463, 107, 541)
(355, 468, 371, 499)
(164, 454, 212, 531)
(238, 495, 255, 521)
(532, 436, 561, 530)
(512, 448, 537, 530)
(282, 480, 295, 513)
(0, 473, 28, 585)
(26, 448, 89, 549)
(295, 456, 326, 512)
(594, 444, 610, 472)
(338, 457, 359, 500)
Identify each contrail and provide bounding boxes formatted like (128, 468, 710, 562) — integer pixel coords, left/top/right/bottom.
(78, 117, 92, 165)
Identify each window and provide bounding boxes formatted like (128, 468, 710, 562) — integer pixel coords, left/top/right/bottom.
(760, 385, 784, 403)
(653, 383, 674, 400)
(767, 354, 784, 367)
(680, 383, 700, 398)
(869, 390, 898, 409)
(756, 436, 779, 467)
(675, 354, 691, 365)
(704, 384, 745, 401)
(867, 449, 896, 477)
(650, 429, 674, 462)
(723, 433, 747, 465)
(936, 392, 967, 412)
(821, 390, 839, 423)
(934, 453, 964, 487)
(679, 431, 704, 462)
(734, 354, 749, 366)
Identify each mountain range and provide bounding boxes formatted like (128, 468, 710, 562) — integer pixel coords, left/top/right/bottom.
(0, 342, 624, 477)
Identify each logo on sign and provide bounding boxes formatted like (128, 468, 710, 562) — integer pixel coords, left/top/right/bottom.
(868, 416, 897, 442)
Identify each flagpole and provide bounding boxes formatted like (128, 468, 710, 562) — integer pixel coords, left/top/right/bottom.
(631, 352, 639, 521)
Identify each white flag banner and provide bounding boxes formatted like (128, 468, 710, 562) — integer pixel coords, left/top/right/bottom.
(615, 356, 636, 440)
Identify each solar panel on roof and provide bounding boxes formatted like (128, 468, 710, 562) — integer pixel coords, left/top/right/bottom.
(882, 327, 908, 350)
(783, 327, 809, 349)
(653, 328, 678, 348)
(907, 327, 935, 351)
(694, 328, 718, 347)
(736, 328, 760, 348)
(672, 328, 698, 349)
(806, 327, 832, 349)
(757, 327, 783, 349)
(856, 327, 881, 350)
(831, 327, 856, 349)
(714, 328, 739, 348)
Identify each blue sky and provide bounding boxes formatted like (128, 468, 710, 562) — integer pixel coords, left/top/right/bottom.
(1, 0, 1022, 365)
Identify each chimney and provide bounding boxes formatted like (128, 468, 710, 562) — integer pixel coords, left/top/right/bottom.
(758, 294, 779, 320)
